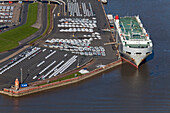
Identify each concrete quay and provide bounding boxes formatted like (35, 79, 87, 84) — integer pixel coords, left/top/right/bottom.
(0, 0, 122, 97)
(0, 59, 122, 97)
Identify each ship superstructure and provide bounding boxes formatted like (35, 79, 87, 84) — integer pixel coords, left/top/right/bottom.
(114, 15, 153, 68)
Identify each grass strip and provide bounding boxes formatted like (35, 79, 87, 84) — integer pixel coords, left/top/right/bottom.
(45, 4, 51, 35)
(0, 3, 38, 52)
(29, 4, 51, 44)
(37, 72, 83, 86)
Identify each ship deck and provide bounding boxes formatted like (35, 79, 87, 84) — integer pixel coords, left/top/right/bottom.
(119, 17, 146, 40)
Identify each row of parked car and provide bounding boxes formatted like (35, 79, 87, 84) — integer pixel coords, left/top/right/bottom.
(0, 6, 14, 23)
(83, 32, 102, 40)
(58, 17, 97, 33)
(45, 38, 92, 47)
(44, 38, 106, 56)
(58, 24, 97, 28)
(0, 12, 13, 16)
(59, 28, 94, 33)
(44, 43, 106, 57)
(59, 18, 96, 23)
(0, 6, 14, 11)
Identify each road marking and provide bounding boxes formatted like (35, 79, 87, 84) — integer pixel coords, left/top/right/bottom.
(39, 60, 56, 75)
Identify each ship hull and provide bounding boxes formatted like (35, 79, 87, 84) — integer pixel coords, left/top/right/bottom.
(119, 51, 152, 68)
(117, 35, 152, 68)
(112, 15, 153, 68)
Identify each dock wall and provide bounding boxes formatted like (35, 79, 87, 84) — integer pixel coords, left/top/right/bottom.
(0, 59, 122, 97)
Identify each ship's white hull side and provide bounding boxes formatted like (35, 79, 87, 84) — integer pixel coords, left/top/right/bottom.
(123, 46, 152, 66)
(118, 41, 152, 67)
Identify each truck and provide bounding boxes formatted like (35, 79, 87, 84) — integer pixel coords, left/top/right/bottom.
(107, 14, 114, 28)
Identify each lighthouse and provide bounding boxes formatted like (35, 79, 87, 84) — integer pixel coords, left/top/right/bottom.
(15, 78, 19, 90)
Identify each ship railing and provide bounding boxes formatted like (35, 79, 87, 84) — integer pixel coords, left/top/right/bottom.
(129, 39, 145, 41)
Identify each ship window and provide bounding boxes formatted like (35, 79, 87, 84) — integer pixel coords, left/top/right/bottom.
(136, 52, 142, 54)
(126, 51, 131, 54)
(146, 52, 150, 54)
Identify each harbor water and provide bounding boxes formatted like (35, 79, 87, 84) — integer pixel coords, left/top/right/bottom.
(0, 0, 170, 112)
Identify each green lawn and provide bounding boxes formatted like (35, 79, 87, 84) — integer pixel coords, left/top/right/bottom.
(51, 72, 82, 83)
(29, 4, 51, 44)
(46, 4, 51, 34)
(0, 3, 38, 52)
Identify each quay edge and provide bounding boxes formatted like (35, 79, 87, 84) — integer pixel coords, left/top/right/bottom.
(0, 59, 122, 97)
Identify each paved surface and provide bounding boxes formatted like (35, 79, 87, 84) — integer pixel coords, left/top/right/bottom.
(0, 47, 91, 89)
(43, 0, 119, 70)
(0, 0, 119, 89)
(0, 45, 30, 63)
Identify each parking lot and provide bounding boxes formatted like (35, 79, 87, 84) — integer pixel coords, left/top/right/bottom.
(0, 0, 119, 89)
(42, 0, 118, 64)
(0, 46, 91, 88)
(0, 3, 21, 30)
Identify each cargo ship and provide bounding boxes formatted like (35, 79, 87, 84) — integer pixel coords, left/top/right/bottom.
(108, 15, 153, 68)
